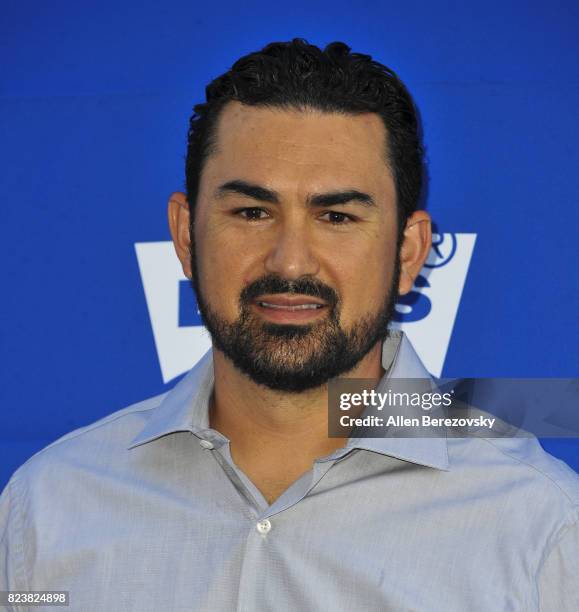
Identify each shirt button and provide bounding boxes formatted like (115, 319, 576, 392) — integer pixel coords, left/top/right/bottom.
(199, 439, 214, 449)
(256, 519, 271, 535)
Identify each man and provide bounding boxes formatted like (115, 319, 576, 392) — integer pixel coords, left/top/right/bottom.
(1, 39, 578, 611)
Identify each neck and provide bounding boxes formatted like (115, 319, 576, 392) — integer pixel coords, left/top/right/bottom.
(209, 342, 385, 461)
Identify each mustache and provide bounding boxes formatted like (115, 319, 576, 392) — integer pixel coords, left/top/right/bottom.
(240, 275, 339, 309)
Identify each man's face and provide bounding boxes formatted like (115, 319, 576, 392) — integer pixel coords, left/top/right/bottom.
(190, 102, 401, 392)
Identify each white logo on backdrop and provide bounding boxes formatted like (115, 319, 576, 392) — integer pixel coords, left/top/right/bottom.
(390, 233, 476, 376)
(135, 232, 476, 383)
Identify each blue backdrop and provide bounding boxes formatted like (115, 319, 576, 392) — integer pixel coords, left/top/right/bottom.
(2, 0, 578, 490)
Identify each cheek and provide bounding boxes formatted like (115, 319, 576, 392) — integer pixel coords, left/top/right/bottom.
(333, 243, 397, 320)
(195, 228, 260, 317)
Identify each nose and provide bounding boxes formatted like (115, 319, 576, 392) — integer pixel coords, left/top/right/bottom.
(264, 218, 320, 280)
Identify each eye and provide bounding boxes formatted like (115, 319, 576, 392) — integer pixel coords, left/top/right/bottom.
(235, 207, 270, 221)
(321, 211, 354, 224)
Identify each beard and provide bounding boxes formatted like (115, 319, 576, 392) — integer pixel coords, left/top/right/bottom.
(190, 249, 400, 393)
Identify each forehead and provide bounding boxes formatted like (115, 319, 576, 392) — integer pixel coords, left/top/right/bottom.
(202, 101, 393, 196)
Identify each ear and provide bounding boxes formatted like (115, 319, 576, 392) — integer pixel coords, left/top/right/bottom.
(397, 210, 432, 296)
(167, 191, 193, 280)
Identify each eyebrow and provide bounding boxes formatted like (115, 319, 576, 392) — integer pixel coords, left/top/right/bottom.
(214, 179, 376, 208)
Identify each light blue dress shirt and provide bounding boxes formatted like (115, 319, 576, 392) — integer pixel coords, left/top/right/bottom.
(1, 331, 578, 611)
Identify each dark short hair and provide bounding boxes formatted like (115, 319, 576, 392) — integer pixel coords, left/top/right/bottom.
(185, 38, 425, 236)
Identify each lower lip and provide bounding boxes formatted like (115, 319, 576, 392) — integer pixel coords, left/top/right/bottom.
(252, 302, 328, 324)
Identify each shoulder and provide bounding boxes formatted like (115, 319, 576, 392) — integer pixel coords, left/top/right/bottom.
(484, 436, 579, 506)
(6, 390, 169, 491)
(0, 391, 170, 589)
(448, 434, 579, 522)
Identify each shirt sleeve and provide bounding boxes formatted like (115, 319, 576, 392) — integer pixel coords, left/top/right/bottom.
(0, 480, 13, 590)
(0, 477, 26, 596)
(538, 516, 579, 611)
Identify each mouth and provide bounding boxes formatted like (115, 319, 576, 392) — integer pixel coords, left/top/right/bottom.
(257, 301, 325, 311)
(252, 294, 328, 323)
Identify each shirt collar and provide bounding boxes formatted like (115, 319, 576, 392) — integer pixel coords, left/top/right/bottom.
(343, 330, 450, 471)
(128, 330, 449, 471)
